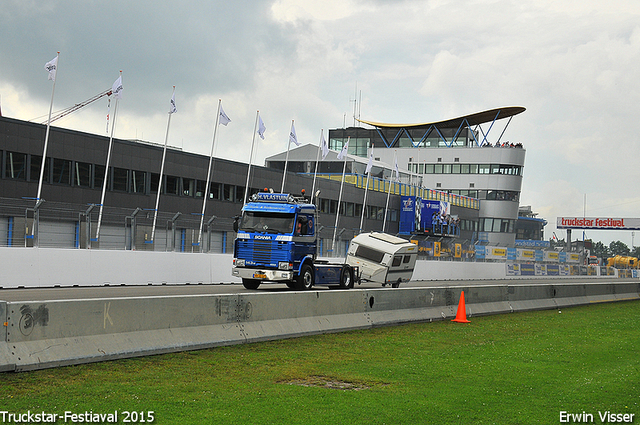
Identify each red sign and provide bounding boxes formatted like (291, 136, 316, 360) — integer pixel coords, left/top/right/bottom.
(557, 217, 640, 230)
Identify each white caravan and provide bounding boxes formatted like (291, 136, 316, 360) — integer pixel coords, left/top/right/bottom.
(346, 232, 418, 288)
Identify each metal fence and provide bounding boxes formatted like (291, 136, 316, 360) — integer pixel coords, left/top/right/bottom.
(0, 197, 236, 252)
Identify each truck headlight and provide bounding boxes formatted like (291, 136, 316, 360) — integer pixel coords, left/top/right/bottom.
(278, 261, 293, 270)
(234, 258, 245, 267)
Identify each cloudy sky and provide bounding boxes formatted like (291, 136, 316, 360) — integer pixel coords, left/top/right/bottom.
(2, 0, 640, 247)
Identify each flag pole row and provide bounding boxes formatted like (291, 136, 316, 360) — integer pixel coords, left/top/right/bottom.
(37, 52, 396, 249)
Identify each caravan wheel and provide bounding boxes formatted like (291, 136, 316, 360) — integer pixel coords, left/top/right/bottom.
(391, 279, 401, 288)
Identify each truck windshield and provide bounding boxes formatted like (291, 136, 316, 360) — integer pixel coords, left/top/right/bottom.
(239, 211, 295, 234)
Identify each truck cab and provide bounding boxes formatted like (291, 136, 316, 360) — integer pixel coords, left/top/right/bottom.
(232, 192, 320, 290)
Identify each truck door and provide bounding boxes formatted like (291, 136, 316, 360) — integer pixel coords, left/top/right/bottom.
(293, 213, 316, 262)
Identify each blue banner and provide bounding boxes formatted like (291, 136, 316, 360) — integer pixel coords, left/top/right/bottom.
(399, 196, 416, 235)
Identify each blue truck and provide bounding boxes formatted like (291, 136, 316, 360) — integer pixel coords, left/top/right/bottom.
(232, 192, 357, 290)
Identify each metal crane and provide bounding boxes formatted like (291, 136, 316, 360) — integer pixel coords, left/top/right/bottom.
(37, 88, 112, 124)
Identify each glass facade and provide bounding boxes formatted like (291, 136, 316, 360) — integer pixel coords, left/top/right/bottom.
(328, 127, 476, 157)
(408, 162, 522, 176)
(1, 148, 254, 205)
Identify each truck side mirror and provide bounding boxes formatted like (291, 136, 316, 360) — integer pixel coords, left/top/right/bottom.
(233, 216, 240, 232)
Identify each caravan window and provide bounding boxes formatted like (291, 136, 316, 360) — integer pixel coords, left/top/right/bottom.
(392, 256, 402, 267)
(403, 255, 411, 264)
(355, 245, 385, 264)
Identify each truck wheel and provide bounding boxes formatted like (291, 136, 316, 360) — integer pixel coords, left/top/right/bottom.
(339, 266, 354, 289)
(242, 279, 261, 290)
(392, 278, 401, 288)
(296, 264, 314, 290)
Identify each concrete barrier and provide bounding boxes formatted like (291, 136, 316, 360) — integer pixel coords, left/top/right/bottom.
(1, 248, 627, 289)
(1, 281, 638, 372)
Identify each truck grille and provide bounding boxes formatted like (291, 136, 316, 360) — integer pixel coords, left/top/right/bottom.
(236, 240, 289, 267)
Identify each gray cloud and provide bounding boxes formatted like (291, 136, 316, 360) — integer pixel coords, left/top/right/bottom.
(2, 0, 640, 246)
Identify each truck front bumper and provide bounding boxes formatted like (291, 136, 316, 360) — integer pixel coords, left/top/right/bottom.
(232, 267, 294, 282)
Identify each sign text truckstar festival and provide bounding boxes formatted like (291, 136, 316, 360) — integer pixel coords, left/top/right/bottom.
(557, 217, 640, 230)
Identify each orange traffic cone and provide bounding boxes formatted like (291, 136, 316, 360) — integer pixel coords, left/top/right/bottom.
(451, 291, 470, 323)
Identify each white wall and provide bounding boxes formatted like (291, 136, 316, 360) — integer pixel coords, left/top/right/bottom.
(0, 247, 238, 288)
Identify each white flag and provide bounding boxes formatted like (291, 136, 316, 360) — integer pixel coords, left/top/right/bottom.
(337, 138, 349, 160)
(257, 115, 266, 139)
(219, 105, 231, 126)
(320, 132, 329, 160)
(289, 122, 299, 146)
(111, 75, 123, 99)
(44, 56, 58, 81)
(393, 156, 400, 181)
(169, 91, 177, 114)
(365, 149, 374, 174)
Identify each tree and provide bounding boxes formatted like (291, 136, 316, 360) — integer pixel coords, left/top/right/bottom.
(591, 241, 609, 259)
(609, 240, 630, 257)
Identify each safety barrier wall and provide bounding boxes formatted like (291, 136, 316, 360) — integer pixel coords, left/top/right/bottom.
(0, 247, 238, 288)
(1, 282, 638, 372)
(1, 248, 613, 289)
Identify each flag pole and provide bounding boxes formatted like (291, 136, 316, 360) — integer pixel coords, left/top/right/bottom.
(36, 52, 59, 204)
(382, 150, 396, 233)
(281, 120, 294, 193)
(359, 145, 373, 233)
(96, 71, 122, 241)
(331, 136, 349, 256)
(198, 99, 222, 246)
(244, 110, 260, 205)
(150, 86, 176, 244)
(310, 129, 323, 204)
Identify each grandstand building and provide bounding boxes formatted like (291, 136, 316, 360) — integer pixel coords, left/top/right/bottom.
(324, 107, 527, 246)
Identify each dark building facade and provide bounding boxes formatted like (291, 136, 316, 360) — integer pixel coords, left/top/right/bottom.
(1, 116, 441, 256)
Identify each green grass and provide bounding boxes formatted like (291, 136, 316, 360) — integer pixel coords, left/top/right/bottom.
(1, 301, 639, 424)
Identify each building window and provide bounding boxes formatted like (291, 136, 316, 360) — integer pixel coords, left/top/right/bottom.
(481, 218, 516, 233)
(112, 167, 128, 192)
(236, 186, 245, 203)
(131, 170, 146, 193)
(195, 180, 206, 198)
(95, 165, 106, 190)
(52, 158, 71, 185)
(183, 178, 195, 197)
(30, 155, 49, 183)
(5, 152, 27, 180)
(320, 198, 331, 213)
(165, 175, 179, 195)
(74, 162, 92, 187)
(209, 182, 221, 199)
(223, 184, 234, 201)
(150, 173, 160, 194)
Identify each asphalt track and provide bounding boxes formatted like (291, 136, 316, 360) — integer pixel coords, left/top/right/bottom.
(0, 277, 628, 302)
